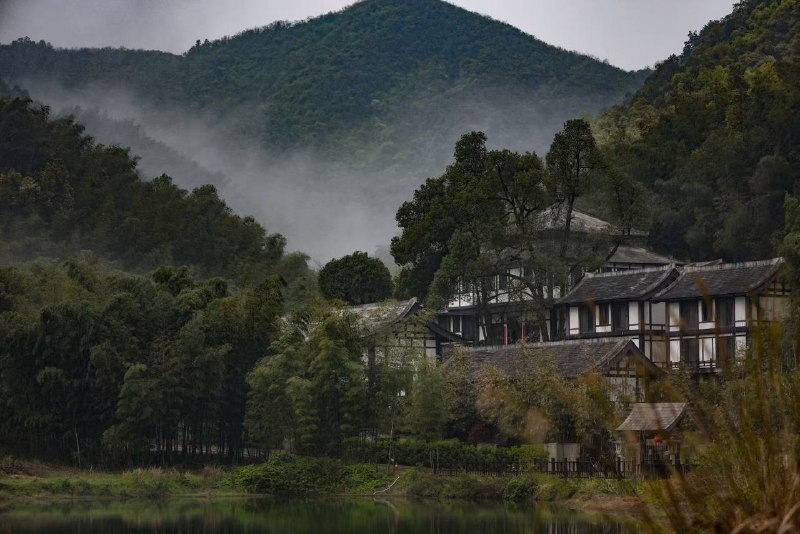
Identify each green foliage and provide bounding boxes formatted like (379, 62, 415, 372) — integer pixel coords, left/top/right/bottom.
(468, 353, 622, 459)
(344, 437, 545, 474)
(406, 472, 507, 500)
(503, 474, 541, 503)
(0, 98, 303, 283)
(245, 310, 367, 457)
(318, 251, 393, 305)
(235, 454, 344, 495)
(339, 463, 395, 493)
(405, 359, 448, 441)
(502, 473, 578, 503)
(0, 258, 286, 466)
(392, 129, 609, 340)
(644, 326, 800, 532)
(596, 0, 800, 261)
(0, 464, 235, 499)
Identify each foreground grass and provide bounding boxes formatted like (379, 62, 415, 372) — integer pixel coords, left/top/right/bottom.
(0, 454, 641, 513)
(0, 457, 239, 500)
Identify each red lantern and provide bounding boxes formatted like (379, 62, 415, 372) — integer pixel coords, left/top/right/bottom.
(653, 434, 663, 444)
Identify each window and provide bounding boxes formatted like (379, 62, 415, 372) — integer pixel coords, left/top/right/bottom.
(679, 301, 699, 331)
(700, 299, 713, 323)
(462, 317, 475, 340)
(718, 335, 736, 364)
(451, 315, 462, 334)
(716, 297, 735, 327)
(612, 302, 629, 332)
(523, 266, 533, 280)
(485, 275, 496, 291)
(680, 338, 699, 365)
(498, 273, 508, 291)
(579, 305, 595, 333)
(598, 303, 611, 326)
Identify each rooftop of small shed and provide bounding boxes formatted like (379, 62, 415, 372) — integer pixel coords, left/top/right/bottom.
(617, 402, 688, 432)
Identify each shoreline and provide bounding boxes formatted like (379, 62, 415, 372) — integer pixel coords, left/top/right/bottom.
(0, 461, 647, 520)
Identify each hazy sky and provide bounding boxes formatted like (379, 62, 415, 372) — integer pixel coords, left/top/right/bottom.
(0, 0, 737, 70)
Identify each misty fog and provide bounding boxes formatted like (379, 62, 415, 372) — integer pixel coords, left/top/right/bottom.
(15, 79, 404, 265)
(12, 77, 595, 266)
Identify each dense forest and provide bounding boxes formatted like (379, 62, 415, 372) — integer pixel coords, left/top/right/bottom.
(0, 94, 317, 464)
(0, 97, 314, 285)
(594, 0, 800, 262)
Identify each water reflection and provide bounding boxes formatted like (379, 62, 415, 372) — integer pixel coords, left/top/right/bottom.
(0, 497, 636, 533)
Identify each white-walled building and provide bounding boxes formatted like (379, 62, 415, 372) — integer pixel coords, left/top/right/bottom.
(557, 265, 679, 366)
(652, 258, 788, 372)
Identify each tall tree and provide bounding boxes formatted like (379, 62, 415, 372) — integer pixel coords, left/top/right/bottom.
(319, 252, 393, 305)
(545, 119, 600, 257)
(393, 130, 607, 342)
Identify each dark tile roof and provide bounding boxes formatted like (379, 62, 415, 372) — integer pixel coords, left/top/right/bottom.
(617, 403, 687, 432)
(607, 245, 683, 266)
(444, 338, 656, 379)
(559, 266, 677, 305)
(653, 258, 783, 300)
(348, 298, 419, 336)
(539, 207, 647, 237)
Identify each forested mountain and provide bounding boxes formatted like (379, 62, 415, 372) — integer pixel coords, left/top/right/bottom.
(596, 0, 800, 262)
(0, 0, 645, 160)
(0, 0, 646, 259)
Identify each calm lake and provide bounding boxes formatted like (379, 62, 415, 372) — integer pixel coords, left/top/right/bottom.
(0, 497, 637, 533)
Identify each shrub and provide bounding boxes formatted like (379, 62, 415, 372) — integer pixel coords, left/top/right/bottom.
(504, 474, 540, 503)
(406, 472, 505, 500)
(340, 464, 394, 493)
(236, 454, 344, 495)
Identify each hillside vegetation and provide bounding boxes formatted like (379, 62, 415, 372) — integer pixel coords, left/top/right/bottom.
(0, 0, 646, 165)
(0, 97, 309, 284)
(597, 0, 800, 261)
(0, 96, 319, 465)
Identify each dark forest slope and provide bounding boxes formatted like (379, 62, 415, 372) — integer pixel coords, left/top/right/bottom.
(0, 97, 311, 286)
(597, 0, 800, 261)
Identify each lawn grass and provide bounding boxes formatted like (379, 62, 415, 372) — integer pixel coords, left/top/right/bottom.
(0, 459, 237, 500)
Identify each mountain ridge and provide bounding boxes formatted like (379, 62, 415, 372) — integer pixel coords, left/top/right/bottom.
(0, 0, 646, 155)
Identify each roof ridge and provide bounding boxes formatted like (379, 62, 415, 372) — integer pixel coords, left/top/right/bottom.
(348, 297, 416, 312)
(684, 257, 783, 272)
(584, 264, 676, 279)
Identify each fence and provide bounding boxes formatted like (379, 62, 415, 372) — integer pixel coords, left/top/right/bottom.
(425, 456, 692, 479)
(344, 438, 691, 479)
